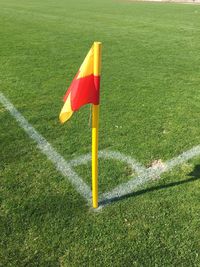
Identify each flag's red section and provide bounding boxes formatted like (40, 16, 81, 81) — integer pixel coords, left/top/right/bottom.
(94, 75, 100, 92)
(63, 74, 100, 111)
(63, 72, 79, 102)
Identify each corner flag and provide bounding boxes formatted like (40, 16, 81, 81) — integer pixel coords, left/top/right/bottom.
(59, 42, 102, 208)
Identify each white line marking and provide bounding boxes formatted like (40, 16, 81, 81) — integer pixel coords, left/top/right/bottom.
(0, 92, 92, 203)
(165, 145, 200, 171)
(1, 92, 200, 209)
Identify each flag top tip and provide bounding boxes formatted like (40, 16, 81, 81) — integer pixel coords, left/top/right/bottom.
(94, 41, 102, 45)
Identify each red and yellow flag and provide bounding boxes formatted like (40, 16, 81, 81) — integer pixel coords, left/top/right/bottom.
(59, 42, 102, 209)
(59, 43, 101, 123)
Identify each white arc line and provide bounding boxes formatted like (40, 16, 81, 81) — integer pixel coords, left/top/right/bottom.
(0, 92, 92, 203)
(100, 146, 200, 206)
(69, 150, 145, 174)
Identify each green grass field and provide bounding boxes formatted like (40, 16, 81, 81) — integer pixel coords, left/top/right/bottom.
(1, 0, 200, 265)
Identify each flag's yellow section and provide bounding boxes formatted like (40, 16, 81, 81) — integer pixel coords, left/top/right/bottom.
(59, 92, 73, 123)
(77, 45, 94, 79)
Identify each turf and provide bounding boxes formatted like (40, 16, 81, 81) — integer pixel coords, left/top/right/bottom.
(75, 158, 133, 193)
(0, 0, 200, 265)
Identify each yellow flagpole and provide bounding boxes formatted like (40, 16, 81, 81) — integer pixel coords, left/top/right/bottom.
(92, 42, 102, 208)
